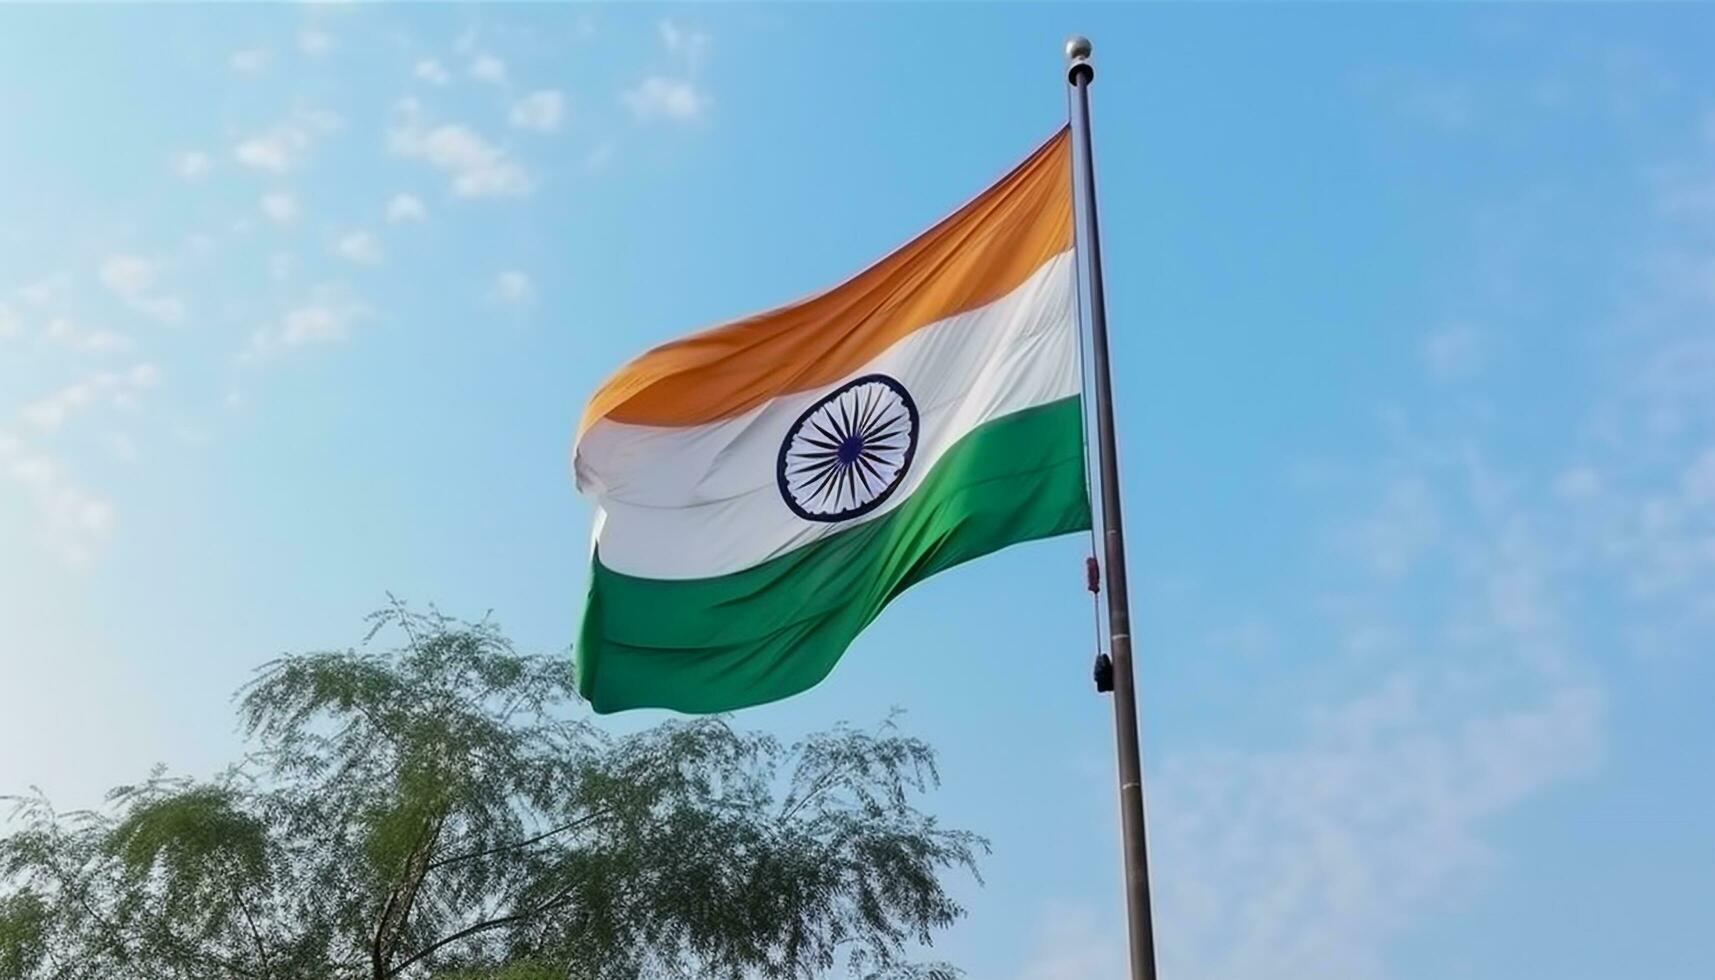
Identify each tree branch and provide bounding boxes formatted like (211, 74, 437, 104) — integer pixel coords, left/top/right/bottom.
(424, 807, 613, 873)
(371, 809, 447, 979)
(41, 847, 256, 980)
(230, 875, 271, 978)
(385, 880, 581, 979)
(781, 761, 851, 824)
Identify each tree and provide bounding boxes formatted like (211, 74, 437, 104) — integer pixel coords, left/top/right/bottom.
(0, 603, 983, 980)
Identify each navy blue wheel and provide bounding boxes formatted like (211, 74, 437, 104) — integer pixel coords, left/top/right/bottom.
(777, 374, 919, 523)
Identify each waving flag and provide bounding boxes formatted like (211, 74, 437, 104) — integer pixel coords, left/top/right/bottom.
(573, 128, 1089, 713)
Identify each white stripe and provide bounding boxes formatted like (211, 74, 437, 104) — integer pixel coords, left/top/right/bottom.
(578, 249, 1078, 580)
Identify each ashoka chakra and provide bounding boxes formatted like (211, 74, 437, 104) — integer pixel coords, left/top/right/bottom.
(777, 374, 920, 523)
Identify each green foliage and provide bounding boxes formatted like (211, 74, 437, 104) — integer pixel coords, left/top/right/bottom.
(0, 602, 983, 980)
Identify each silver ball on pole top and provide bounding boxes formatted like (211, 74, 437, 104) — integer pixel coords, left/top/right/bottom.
(1065, 35, 1094, 84)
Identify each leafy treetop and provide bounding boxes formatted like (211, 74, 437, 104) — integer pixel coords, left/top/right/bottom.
(0, 602, 983, 980)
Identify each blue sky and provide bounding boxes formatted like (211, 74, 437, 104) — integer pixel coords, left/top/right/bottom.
(3, 4, 1713, 979)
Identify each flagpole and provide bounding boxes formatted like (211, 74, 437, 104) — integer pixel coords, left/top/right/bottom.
(1065, 36, 1160, 980)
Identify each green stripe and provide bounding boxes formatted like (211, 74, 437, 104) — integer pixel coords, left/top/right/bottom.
(576, 395, 1090, 713)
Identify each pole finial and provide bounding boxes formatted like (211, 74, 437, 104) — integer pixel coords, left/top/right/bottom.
(1065, 35, 1094, 84)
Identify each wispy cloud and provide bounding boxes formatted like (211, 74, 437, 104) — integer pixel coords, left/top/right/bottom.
(259, 191, 299, 224)
(623, 77, 709, 125)
(333, 230, 383, 265)
(0, 429, 117, 568)
(244, 293, 370, 360)
(468, 52, 507, 84)
(388, 98, 531, 198)
(414, 58, 451, 86)
(509, 90, 565, 133)
(233, 107, 340, 174)
(173, 150, 212, 181)
(229, 47, 272, 75)
(491, 270, 532, 305)
(658, 19, 710, 71)
(267, 252, 294, 283)
(20, 363, 161, 432)
(386, 193, 427, 222)
(1157, 678, 1601, 980)
(281, 303, 361, 345)
(1403, 78, 1476, 131)
(43, 318, 134, 356)
(1423, 322, 1486, 380)
(99, 254, 185, 326)
(19, 274, 71, 308)
(1015, 902, 1124, 980)
(623, 20, 712, 126)
(584, 141, 615, 173)
(1344, 475, 1442, 578)
(298, 29, 333, 58)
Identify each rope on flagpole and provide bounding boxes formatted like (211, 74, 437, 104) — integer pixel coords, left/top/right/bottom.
(1065, 78, 1111, 693)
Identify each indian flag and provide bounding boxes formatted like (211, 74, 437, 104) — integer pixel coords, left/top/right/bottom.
(573, 128, 1090, 713)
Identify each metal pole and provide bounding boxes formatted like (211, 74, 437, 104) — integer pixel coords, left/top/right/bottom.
(1065, 35, 1160, 980)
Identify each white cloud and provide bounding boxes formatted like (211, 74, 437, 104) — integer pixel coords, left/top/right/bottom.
(0, 303, 21, 341)
(99, 254, 185, 326)
(469, 53, 507, 84)
(621, 21, 712, 126)
(19, 363, 161, 432)
(584, 141, 615, 173)
(128, 362, 159, 388)
(1015, 902, 1124, 980)
(623, 77, 709, 124)
(233, 107, 340, 174)
(281, 305, 356, 345)
(19, 274, 70, 308)
(1207, 619, 1277, 659)
(388, 99, 532, 198)
(1346, 476, 1441, 578)
(0, 431, 117, 567)
(492, 270, 532, 305)
(386, 193, 427, 222)
(1405, 80, 1475, 132)
(260, 191, 299, 224)
(414, 58, 451, 85)
(268, 252, 294, 282)
(1423, 323, 1486, 380)
(1652, 170, 1715, 218)
(298, 29, 333, 57)
(98, 255, 156, 297)
(107, 432, 139, 463)
(1156, 679, 1601, 980)
(78, 329, 132, 356)
(1555, 466, 1603, 501)
(658, 19, 710, 70)
(333, 230, 383, 265)
(172, 423, 209, 447)
(229, 47, 272, 74)
(21, 385, 94, 431)
(244, 295, 369, 360)
(135, 296, 182, 326)
(43, 318, 134, 356)
(509, 90, 565, 132)
(173, 150, 212, 180)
